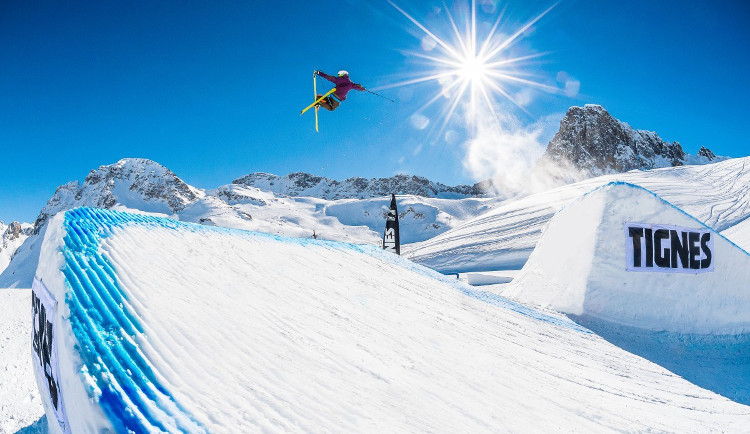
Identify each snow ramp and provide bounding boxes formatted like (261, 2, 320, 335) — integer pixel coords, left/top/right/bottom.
(505, 182, 750, 334)
(32, 208, 750, 432)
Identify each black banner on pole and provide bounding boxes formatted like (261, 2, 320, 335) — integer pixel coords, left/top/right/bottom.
(383, 194, 400, 255)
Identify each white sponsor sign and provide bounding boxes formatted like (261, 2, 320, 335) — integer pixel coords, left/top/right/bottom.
(625, 223, 714, 273)
(31, 277, 69, 432)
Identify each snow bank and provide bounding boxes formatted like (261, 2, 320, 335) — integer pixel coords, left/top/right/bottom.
(409, 156, 750, 273)
(506, 182, 750, 334)
(32, 207, 750, 432)
(722, 217, 750, 253)
(0, 289, 45, 432)
(325, 195, 493, 244)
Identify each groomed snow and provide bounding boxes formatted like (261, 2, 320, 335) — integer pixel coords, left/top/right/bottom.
(504, 182, 750, 334)
(722, 217, 750, 253)
(34, 208, 750, 432)
(407, 157, 750, 273)
(0, 289, 45, 432)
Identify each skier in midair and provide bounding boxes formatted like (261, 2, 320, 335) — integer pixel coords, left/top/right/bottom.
(314, 70, 366, 111)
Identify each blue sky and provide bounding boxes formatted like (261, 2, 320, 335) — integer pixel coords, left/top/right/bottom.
(1, 0, 748, 223)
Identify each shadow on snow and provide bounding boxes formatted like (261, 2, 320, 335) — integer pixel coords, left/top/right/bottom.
(573, 315, 750, 406)
(15, 416, 47, 434)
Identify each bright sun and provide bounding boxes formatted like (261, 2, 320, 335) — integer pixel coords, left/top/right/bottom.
(459, 56, 486, 82)
(378, 0, 559, 134)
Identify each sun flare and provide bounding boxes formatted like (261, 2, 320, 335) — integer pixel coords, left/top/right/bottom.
(458, 56, 486, 82)
(379, 0, 559, 135)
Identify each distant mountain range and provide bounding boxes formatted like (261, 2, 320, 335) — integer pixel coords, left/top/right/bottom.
(0, 104, 736, 286)
(232, 172, 483, 200)
(0, 158, 495, 287)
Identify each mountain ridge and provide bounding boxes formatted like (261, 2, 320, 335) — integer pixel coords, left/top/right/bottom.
(536, 104, 725, 179)
(1, 158, 490, 287)
(0, 105, 741, 286)
(232, 172, 485, 200)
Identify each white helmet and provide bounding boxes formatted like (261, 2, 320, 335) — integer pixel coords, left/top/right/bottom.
(337, 70, 349, 77)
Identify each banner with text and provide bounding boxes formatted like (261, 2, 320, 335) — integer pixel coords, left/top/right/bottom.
(625, 223, 714, 273)
(31, 277, 69, 432)
(383, 194, 400, 255)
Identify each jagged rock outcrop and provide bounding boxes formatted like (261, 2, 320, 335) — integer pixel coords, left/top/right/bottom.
(2, 222, 30, 243)
(537, 105, 723, 178)
(212, 184, 269, 206)
(33, 158, 201, 232)
(0, 221, 33, 272)
(232, 172, 485, 199)
(698, 146, 717, 161)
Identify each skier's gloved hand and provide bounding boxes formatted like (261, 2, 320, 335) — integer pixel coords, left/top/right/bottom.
(314, 70, 321, 75)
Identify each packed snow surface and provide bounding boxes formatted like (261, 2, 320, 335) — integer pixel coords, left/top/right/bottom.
(0, 289, 45, 432)
(505, 182, 750, 334)
(722, 217, 750, 252)
(33, 208, 750, 432)
(408, 157, 750, 272)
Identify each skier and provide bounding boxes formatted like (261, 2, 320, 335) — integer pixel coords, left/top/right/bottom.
(314, 70, 366, 111)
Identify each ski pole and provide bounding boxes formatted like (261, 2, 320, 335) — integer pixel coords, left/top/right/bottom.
(365, 89, 395, 103)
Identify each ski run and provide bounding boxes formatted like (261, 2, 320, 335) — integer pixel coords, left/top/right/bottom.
(2, 156, 750, 432)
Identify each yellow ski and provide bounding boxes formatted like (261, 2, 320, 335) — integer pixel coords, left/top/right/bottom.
(314, 72, 319, 132)
(301, 88, 336, 116)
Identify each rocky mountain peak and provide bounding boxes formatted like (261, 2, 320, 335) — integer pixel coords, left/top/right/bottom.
(697, 146, 717, 161)
(232, 172, 483, 200)
(0, 221, 32, 273)
(2, 222, 30, 242)
(33, 158, 201, 232)
(536, 105, 721, 178)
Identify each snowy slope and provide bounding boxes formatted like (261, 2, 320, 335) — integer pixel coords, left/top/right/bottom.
(504, 182, 750, 334)
(197, 184, 492, 245)
(1, 159, 490, 287)
(33, 208, 750, 432)
(324, 195, 495, 244)
(722, 217, 750, 252)
(408, 157, 750, 272)
(0, 289, 45, 432)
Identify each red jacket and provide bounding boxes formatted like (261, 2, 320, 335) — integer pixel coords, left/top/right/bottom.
(318, 72, 365, 101)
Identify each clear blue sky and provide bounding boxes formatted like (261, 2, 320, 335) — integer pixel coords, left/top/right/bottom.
(1, 0, 748, 223)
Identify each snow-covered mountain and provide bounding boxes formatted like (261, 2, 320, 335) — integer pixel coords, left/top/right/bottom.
(407, 156, 750, 273)
(31, 158, 202, 232)
(0, 159, 494, 287)
(1, 136, 744, 287)
(0, 221, 32, 272)
(536, 105, 725, 179)
(232, 172, 482, 199)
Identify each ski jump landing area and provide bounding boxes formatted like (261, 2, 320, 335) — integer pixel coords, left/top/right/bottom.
(506, 182, 750, 334)
(505, 182, 750, 405)
(33, 208, 749, 432)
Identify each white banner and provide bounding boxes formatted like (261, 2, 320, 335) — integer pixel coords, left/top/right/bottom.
(31, 277, 69, 432)
(625, 223, 714, 274)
